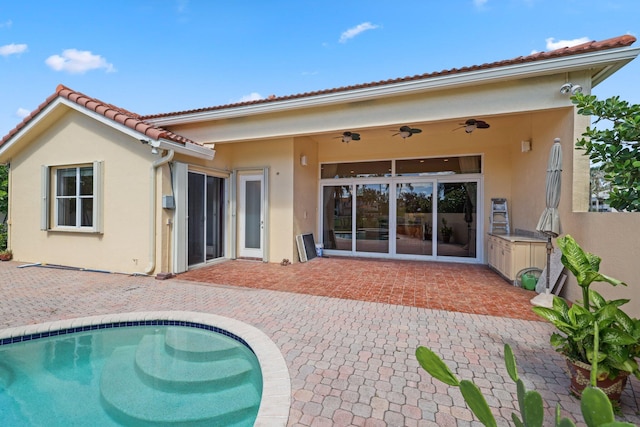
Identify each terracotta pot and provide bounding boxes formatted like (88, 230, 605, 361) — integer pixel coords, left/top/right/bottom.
(0, 253, 11, 261)
(566, 359, 629, 403)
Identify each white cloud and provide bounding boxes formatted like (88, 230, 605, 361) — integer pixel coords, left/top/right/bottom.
(236, 92, 263, 103)
(339, 22, 380, 43)
(16, 108, 30, 119)
(0, 43, 27, 57)
(0, 20, 12, 28)
(473, 0, 488, 7)
(545, 37, 590, 51)
(45, 49, 115, 74)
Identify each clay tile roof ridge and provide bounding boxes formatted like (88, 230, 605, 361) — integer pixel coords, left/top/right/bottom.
(1, 84, 203, 148)
(140, 34, 636, 121)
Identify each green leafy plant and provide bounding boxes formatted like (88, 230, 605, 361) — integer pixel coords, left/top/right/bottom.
(572, 93, 640, 212)
(440, 217, 453, 242)
(532, 235, 640, 384)
(416, 343, 636, 426)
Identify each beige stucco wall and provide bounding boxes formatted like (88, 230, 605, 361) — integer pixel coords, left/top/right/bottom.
(7, 109, 157, 274)
(566, 213, 640, 316)
(293, 137, 319, 246)
(213, 138, 296, 262)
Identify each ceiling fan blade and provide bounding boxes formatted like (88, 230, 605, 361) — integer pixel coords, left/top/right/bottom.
(352, 133, 361, 140)
(399, 125, 412, 132)
(477, 122, 490, 129)
(411, 128, 422, 134)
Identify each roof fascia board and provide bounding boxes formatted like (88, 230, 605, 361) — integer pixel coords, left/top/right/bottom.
(157, 138, 215, 160)
(0, 98, 214, 160)
(148, 46, 640, 127)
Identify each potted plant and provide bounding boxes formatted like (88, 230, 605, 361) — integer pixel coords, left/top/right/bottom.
(532, 235, 640, 404)
(417, 343, 631, 426)
(440, 218, 453, 243)
(0, 248, 12, 261)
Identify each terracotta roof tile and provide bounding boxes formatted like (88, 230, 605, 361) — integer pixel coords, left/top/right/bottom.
(142, 34, 637, 120)
(1, 34, 636, 149)
(0, 85, 203, 148)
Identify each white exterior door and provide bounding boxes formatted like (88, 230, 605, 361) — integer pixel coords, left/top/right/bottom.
(238, 174, 264, 258)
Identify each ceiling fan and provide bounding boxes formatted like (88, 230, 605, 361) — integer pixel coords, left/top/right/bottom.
(454, 119, 490, 133)
(336, 131, 361, 143)
(393, 125, 422, 139)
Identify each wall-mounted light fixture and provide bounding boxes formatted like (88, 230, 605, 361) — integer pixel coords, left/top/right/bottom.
(140, 139, 160, 155)
(300, 155, 308, 166)
(559, 82, 582, 95)
(521, 140, 532, 152)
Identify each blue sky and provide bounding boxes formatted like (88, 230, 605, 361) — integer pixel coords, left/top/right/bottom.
(0, 0, 638, 136)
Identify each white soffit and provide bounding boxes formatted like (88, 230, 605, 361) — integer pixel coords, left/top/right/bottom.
(148, 46, 640, 127)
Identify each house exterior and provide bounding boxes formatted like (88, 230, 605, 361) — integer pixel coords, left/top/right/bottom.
(1, 35, 639, 314)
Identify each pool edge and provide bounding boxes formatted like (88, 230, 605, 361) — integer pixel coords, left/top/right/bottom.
(0, 310, 291, 426)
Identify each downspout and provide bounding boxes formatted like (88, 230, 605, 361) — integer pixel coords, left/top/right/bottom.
(145, 149, 174, 275)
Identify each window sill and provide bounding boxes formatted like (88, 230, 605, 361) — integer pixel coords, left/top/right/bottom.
(48, 227, 102, 234)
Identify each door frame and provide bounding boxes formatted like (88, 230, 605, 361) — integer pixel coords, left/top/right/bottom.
(320, 174, 483, 263)
(172, 162, 230, 274)
(234, 169, 269, 261)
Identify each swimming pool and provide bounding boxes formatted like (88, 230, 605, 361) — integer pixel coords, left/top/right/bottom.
(0, 311, 291, 426)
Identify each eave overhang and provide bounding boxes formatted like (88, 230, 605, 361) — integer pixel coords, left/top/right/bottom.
(147, 45, 640, 128)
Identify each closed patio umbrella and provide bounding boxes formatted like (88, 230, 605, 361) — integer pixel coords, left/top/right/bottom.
(531, 138, 562, 308)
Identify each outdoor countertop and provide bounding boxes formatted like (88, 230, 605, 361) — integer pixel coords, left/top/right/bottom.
(488, 232, 547, 243)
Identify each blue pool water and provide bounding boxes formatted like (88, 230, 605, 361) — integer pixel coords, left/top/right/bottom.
(0, 324, 263, 426)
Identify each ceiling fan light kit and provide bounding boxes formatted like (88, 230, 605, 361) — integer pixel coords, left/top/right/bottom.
(338, 131, 360, 143)
(394, 125, 422, 139)
(454, 119, 490, 133)
(338, 120, 490, 142)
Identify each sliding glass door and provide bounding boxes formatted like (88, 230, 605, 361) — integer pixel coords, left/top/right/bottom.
(355, 183, 389, 253)
(396, 182, 434, 256)
(320, 156, 481, 261)
(188, 172, 225, 266)
(437, 181, 477, 258)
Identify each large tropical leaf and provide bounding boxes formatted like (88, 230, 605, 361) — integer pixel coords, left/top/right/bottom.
(504, 344, 518, 383)
(415, 346, 460, 386)
(531, 307, 572, 329)
(600, 328, 638, 346)
(459, 380, 497, 427)
(612, 309, 635, 335)
(558, 236, 593, 287)
(558, 236, 627, 288)
(581, 387, 615, 426)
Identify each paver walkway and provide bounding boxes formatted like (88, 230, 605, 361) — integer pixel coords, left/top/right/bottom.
(1, 259, 639, 426)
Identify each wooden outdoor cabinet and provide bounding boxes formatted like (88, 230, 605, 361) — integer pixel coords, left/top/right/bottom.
(487, 234, 546, 282)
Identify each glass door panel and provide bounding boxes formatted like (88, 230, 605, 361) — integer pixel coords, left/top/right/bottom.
(356, 184, 389, 253)
(322, 185, 353, 251)
(188, 172, 205, 265)
(396, 182, 433, 256)
(206, 176, 224, 260)
(437, 182, 477, 258)
(238, 174, 264, 258)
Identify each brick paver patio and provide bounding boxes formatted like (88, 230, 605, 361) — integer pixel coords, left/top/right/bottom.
(1, 258, 639, 426)
(179, 257, 543, 321)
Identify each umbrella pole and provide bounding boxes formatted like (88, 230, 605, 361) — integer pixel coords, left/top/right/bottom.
(545, 236, 552, 294)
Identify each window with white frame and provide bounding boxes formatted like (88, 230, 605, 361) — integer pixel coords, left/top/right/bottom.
(41, 162, 103, 232)
(55, 166, 94, 227)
